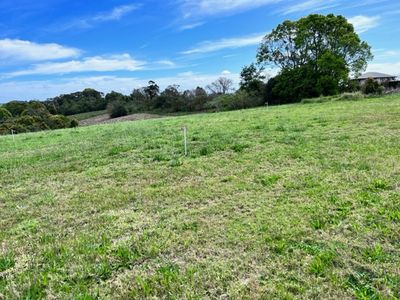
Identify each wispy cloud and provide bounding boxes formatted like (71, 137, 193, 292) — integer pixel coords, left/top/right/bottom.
(7, 54, 146, 77)
(372, 49, 400, 61)
(61, 4, 140, 30)
(0, 39, 80, 62)
(367, 62, 400, 76)
(92, 4, 140, 22)
(180, 0, 281, 18)
(182, 33, 265, 55)
(381, 50, 400, 56)
(348, 15, 380, 33)
(178, 22, 205, 31)
(280, 0, 338, 15)
(155, 60, 177, 68)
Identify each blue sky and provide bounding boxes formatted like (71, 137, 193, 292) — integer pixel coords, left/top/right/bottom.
(0, 0, 399, 102)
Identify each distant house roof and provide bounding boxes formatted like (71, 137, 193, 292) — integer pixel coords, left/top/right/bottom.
(357, 72, 396, 79)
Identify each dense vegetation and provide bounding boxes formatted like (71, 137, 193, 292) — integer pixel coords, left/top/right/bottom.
(0, 101, 78, 135)
(256, 14, 372, 104)
(44, 89, 107, 116)
(1, 95, 399, 298)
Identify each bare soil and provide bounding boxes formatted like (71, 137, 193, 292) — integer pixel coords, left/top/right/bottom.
(79, 113, 162, 126)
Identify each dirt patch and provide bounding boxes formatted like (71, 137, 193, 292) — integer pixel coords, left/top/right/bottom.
(79, 113, 162, 126)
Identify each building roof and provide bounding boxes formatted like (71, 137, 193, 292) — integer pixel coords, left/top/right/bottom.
(357, 72, 396, 79)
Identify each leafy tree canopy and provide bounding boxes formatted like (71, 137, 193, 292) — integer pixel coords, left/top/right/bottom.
(257, 14, 372, 76)
(0, 107, 12, 123)
(257, 14, 373, 102)
(240, 63, 266, 96)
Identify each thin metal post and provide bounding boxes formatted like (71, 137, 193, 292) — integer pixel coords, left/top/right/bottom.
(10, 129, 16, 179)
(182, 126, 188, 156)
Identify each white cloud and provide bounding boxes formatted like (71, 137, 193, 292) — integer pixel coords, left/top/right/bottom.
(367, 62, 400, 76)
(348, 16, 380, 33)
(0, 72, 240, 101)
(7, 54, 146, 76)
(280, 0, 338, 15)
(373, 49, 400, 59)
(155, 60, 176, 67)
(182, 33, 265, 55)
(179, 22, 205, 31)
(93, 4, 140, 21)
(0, 39, 80, 62)
(383, 50, 400, 56)
(221, 70, 231, 75)
(61, 4, 140, 30)
(180, 0, 281, 17)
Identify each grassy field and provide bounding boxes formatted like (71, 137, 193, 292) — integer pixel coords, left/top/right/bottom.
(1, 95, 399, 299)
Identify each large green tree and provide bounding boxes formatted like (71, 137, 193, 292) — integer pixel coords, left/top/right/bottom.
(257, 14, 373, 101)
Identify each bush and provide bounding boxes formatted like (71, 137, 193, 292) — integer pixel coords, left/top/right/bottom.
(362, 78, 384, 95)
(47, 115, 72, 129)
(70, 119, 79, 128)
(14, 115, 50, 132)
(0, 115, 50, 135)
(302, 92, 366, 104)
(207, 90, 264, 111)
(338, 92, 364, 101)
(107, 101, 128, 118)
(0, 107, 12, 123)
(0, 121, 28, 135)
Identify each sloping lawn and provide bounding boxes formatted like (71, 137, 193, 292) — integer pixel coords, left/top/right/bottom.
(1, 96, 399, 299)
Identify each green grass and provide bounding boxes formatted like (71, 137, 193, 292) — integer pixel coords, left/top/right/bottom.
(301, 92, 370, 104)
(1, 95, 400, 299)
(69, 110, 107, 121)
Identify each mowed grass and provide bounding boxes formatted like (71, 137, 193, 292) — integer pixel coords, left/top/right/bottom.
(1, 95, 400, 299)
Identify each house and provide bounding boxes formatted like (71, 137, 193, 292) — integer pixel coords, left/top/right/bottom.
(355, 72, 397, 85)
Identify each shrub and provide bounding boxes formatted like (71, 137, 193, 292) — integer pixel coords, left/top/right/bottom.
(0, 107, 12, 123)
(14, 115, 50, 132)
(0, 115, 57, 135)
(47, 115, 72, 129)
(0, 103, 78, 135)
(107, 101, 128, 118)
(337, 92, 364, 101)
(206, 90, 264, 111)
(302, 92, 365, 104)
(70, 119, 79, 128)
(362, 78, 384, 95)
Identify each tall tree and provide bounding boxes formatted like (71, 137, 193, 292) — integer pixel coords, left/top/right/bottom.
(157, 85, 182, 111)
(207, 77, 234, 95)
(240, 63, 266, 95)
(144, 80, 160, 100)
(257, 14, 372, 75)
(257, 14, 372, 101)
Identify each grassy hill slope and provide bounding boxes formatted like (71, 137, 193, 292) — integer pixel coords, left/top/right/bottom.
(1, 96, 399, 299)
